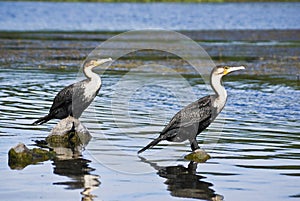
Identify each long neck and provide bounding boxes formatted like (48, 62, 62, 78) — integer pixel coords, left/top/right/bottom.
(211, 74, 227, 112)
(83, 67, 101, 89)
(84, 67, 100, 82)
(83, 67, 102, 99)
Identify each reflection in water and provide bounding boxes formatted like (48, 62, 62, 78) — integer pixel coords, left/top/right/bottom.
(48, 136, 100, 201)
(139, 157, 223, 201)
(52, 157, 100, 201)
(1, 68, 300, 201)
(34, 132, 100, 201)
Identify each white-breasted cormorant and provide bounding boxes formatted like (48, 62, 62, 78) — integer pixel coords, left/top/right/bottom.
(33, 58, 112, 125)
(138, 65, 245, 154)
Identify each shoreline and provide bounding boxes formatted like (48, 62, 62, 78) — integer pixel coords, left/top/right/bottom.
(0, 29, 299, 78)
(1, 29, 299, 41)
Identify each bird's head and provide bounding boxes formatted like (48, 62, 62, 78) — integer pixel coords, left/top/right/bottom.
(84, 58, 113, 69)
(212, 65, 245, 77)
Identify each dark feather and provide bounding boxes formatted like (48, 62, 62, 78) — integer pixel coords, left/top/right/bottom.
(161, 95, 213, 134)
(32, 114, 52, 125)
(138, 95, 217, 153)
(138, 136, 163, 154)
(33, 79, 99, 125)
(160, 95, 216, 141)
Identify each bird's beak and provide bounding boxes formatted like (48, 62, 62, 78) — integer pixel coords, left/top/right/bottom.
(224, 66, 245, 75)
(95, 58, 113, 66)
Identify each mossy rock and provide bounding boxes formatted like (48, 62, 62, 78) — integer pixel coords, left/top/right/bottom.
(46, 130, 82, 147)
(8, 143, 56, 170)
(46, 116, 91, 147)
(9, 117, 92, 169)
(184, 149, 211, 163)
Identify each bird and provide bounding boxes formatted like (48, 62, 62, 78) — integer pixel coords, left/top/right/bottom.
(138, 65, 245, 154)
(33, 58, 112, 125)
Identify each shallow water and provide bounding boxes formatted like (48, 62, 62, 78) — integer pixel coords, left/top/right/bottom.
(0, 2, 299, 200)
(0, 67, 299, 201)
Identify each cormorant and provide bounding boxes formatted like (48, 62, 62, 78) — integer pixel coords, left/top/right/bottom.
(33, 58, 112, 125)
(138, 65, 245, 154)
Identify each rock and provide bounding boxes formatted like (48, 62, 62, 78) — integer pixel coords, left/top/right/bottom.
(46, 116, 91, 147)
(8, 117, 92, 169)
(8, 143, 56, 170)
(50, 116, 90, 137)
(45, 116, 92, 159)
(184, 149, 211, 163)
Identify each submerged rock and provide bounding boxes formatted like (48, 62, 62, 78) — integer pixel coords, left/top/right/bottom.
(8, 143, 56, 170)
(184, 149, 211, 163)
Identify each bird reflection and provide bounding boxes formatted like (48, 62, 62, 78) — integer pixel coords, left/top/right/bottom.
(139, 156, 223, 201)
(52, 157, 100, 201)
(32, 115, 99, 201)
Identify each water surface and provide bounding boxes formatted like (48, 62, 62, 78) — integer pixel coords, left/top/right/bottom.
(0, 2, 299, 200)
(0, 67, 299, 201)
(0, 2, 299, 31)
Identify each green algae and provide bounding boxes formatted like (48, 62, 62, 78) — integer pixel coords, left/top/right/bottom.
(184, 149, 211, 163)
(46, 130, 82, 147)
(8, 143, 56, 170)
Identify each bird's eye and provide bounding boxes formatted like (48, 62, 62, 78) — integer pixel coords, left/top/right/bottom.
(224, 66, 229, 70)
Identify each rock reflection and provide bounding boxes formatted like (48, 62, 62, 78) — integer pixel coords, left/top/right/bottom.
(47, 134, 99, 201)
(139, 157, 223, 201)
(52, 157, 100, 201)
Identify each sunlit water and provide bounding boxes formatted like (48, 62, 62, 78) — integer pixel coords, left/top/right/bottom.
(0, 67, 299, 201)
(1, 1, 299, 200)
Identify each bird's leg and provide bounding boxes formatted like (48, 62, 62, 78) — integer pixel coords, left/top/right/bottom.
(68, 122, 76, 141)
(190, 139, 200, 152)
(70, 121, 76, 133)
(185, 139, 211, 163)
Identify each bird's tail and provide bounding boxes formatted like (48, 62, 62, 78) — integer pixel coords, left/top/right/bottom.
(138, 136, 163, 154)
(32, 114, 52, 125)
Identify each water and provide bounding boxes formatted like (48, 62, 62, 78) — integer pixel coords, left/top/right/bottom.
(1, 2, 300, 201)
(0, 66, 299, 201)
(0, 2, 299, 31)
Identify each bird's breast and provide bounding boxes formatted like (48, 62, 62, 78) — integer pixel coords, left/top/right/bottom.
(83, 78, 101, 100)
(213, 96, 227, 114)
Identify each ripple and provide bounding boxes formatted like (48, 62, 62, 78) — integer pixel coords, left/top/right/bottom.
(1, 68, 299, 200)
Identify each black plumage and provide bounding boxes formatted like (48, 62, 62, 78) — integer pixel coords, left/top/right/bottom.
(138, 95, 217, 153)
(138, 65, 245, 154)
(33, 58, 112, 125)
(33, 80, 99, 125)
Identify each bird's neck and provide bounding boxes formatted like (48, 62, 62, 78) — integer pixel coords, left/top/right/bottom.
(211, 75, 227, 112)
(83, 67, 102, 99)
(84, 67, 100, 83)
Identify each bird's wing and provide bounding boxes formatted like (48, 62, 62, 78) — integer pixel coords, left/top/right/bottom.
(49, 84, 74, 112)
(161, 95, 213, 135)
(49, 80, 86, 112)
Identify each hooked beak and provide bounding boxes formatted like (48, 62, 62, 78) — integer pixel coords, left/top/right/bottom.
(95, 58, 113, 66)
(225, 66, 245, 75)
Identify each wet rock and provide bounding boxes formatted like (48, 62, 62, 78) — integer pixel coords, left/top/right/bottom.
(44, 116, 92, 160)
(46, 116, 91, 147)
(8, 117, 92, 169)
(8, 143, 56, 170)
(184, 149, 211, 163)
